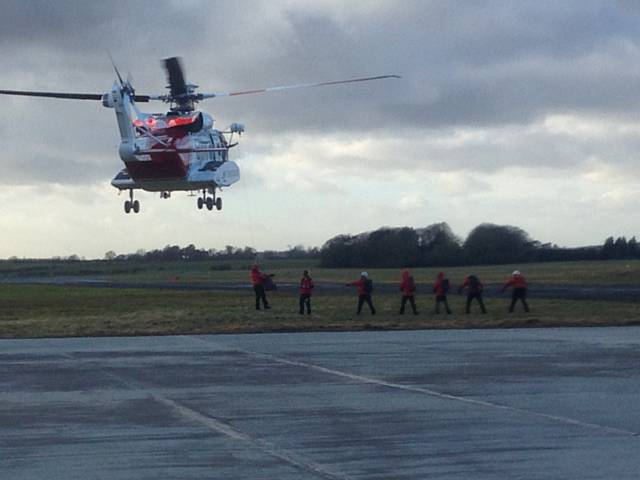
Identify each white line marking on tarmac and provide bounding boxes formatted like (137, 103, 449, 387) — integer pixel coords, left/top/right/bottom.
(153, 395, 354, 480)
(266, 354, 639, 437)
(96, 359, 353, 480)
(187, 336, 639, 438)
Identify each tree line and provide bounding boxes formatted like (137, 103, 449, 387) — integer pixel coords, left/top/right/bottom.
(7, 223, 633, 268)
(102, 244, 319, 262)
(318, 222, 639, 268)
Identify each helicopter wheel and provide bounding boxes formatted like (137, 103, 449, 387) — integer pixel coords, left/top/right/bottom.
(133, 200, 140, 213)
(206, 197, 214, 211)
(197, 197, 204, 210)
(215, 197, 222, 211)
(124, 200, 132, 214)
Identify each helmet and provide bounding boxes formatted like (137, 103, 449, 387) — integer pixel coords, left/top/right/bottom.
(512, 270, 521, 276)
(361, 271, 369, 278)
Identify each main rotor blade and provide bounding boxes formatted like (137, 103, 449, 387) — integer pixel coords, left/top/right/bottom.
(164, 57, 187, 97)
(0, 89, 103, 100)
(0, 89, 150, 102)
(199, 74, 402, 99)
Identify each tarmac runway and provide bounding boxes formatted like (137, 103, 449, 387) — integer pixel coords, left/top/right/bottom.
(1, 328, 639, 479)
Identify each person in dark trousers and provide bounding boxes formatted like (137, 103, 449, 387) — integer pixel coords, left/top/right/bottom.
(458, 274, 487, 314)
(502, 270, 529, 312)
(433, 271, 452, 314)
(399, 270, 418, 315)
(347, 272, 376, 315)
(299, 270, 314, 315)
(250, 264, 271, 310)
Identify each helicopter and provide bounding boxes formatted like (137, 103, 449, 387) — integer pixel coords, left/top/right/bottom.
(0, 58, 400, 214)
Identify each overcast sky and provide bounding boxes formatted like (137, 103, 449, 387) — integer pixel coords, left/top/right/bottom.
(1, 0, 639, 258)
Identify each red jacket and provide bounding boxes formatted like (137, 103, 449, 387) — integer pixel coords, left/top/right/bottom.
(433, 272, 450, 296)
(300, 276, 314, 295)
(350, 279, 369, 296)
(399, 271, 416, 296)
(503, 275, 527, 290)
(250, 267, 263, 286)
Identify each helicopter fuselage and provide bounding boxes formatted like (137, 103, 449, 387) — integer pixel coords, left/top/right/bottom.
(111, 111, 240, 192)
(102, 82, 241, 213)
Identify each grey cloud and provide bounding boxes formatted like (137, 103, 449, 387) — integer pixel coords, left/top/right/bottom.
(0, 155, 112, 187)
(5, 1, 640, 132)
(0, 2, 209, 48)
(200, 1, 640, 133)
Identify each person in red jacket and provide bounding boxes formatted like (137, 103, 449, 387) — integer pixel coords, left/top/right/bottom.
(347, 271, 376, 315)
(399, 270, 418, 315)
(250, 264, 271, 310)
(502, 270, 529, 312)
(299, 270, 314, 315)
(433, 271, 452, 314)
(458, 274, 487, 314)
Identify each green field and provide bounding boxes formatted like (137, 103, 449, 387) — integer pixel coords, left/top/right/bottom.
(229, 259, 640, 286)
(3, 258, 640, 284)
(1, 259, 639, 338)
(1, 284, 639, 338)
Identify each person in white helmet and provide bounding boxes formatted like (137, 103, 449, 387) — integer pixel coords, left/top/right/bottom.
(502, 270, 529, 312)
(347, 271, 376, 315)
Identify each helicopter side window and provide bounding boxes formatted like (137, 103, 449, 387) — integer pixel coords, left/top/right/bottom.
(209, 133, 228, 162)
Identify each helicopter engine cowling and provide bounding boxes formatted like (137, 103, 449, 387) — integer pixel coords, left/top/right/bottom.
(201, 112, 214, 130)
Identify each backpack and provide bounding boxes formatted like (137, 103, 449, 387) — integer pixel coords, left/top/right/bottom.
(263, 275, 277, 291)
(441, 278, 450, 294)
(468, 275, 480, 293)
(364, 278, 373, 294)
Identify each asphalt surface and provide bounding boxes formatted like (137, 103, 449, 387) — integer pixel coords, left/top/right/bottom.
(3, 276, 640, 301)
(1, 328, 639, 479)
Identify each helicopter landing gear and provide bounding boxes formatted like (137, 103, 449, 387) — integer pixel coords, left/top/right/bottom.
(198, 188, 222, 212)
(124, 190, 140, 214)
(160, 191, 171, 199)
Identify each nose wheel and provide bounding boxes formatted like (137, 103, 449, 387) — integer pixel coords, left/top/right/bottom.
(198, 189, 222, 212)
(124, 190, 140, 214)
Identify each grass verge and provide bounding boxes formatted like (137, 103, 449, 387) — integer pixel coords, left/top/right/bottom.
(1, 285, 639, 338)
